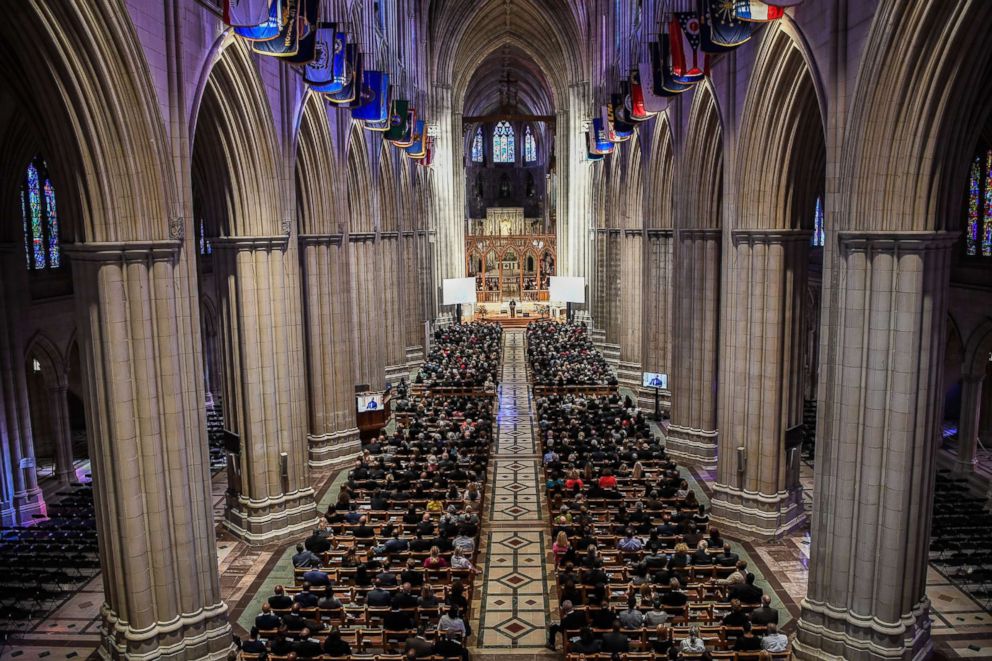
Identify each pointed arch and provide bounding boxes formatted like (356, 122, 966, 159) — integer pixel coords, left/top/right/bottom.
(24, 331, 67, 388)
(647, 114, 675, 229)
(681, 83, 724, 230)
(346, 124, 375, 234)
(295, 93, 340, 236)
(191, 38, 282, 238)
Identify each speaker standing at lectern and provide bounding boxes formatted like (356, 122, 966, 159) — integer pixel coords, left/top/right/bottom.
(509, 299, 517, 318)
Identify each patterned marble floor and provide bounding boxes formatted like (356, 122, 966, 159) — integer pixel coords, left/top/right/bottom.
(471, 330, 557, 655)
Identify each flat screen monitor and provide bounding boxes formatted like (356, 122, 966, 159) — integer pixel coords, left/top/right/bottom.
(357, 393, 383, 413)
(549, 276, 586, 303)
(442, 277, 477, 305)
(642, 372, 668, 389)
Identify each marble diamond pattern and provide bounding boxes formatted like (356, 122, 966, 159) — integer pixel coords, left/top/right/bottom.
(473, 330, 555, 652)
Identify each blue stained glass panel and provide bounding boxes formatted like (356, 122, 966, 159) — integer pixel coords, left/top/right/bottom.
(21, 189, 29, 269)
(524, 125, 536, 163)
(26, 163, 45, 269)
(44, 179, 59, 268)
(967, 156, 980, 256)
(811, 197, 825, 247)
(493, 121, 514, 163)
(471, 127, 483, 162)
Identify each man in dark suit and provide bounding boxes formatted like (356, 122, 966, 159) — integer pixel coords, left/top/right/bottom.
(691, 541, 712, 565)
(301, 568, 330, 587)
(601, 621, 631, 654)
(305, 528, 332, 554)
(715, 543, 740, 567)
(294, 628, 322, 659)
(404, 627, 434, 657)
(292, 543, 321, 568)
(401, 559, 424, 587)
(545, 600, 588, 651)
(729, 573, 764, 604)
(241, 627, 268, 656)
(366, 579, 393, 607)
(377, 561, 399, 587)
(660, 578, 688, 608)
(254, 603, 282, 631)
(283, 603, 318, 632)
(267, 585, 293, 610)
(293, 583, 319, 608)
(392, 583, 420, 609)
(749, 594, 780, 626)
(353, 515, 376, 538)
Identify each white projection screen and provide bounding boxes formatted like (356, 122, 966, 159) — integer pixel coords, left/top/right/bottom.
(549, 276, 586, 303)
(442, 277, 477, 305)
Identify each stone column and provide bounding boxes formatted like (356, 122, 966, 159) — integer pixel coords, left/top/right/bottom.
(956, 374, 983, 474)
(349, 234, 386, 390)
(48, 381, 75, 484)
(794, 231, 955, 661)
(618, 229, 643, 387)
(213, 236, 317, 543)
(67, 241, 231, 660)
(711, 229, 809, 538)
(641, 229, 674, 411)
(0, 245, 44, 524)
(300, 234, 360, 468)
(668, 229, 721, 463)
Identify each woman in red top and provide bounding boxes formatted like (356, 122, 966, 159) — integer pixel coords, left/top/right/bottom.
(564, 468, 584, 491)
(424, 546, 448, 569)
(598, 469, 617, 489)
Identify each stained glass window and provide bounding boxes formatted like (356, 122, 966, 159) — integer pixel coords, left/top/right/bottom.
(966, 147, 992, 257)
(471, 127, 484, 163)
(524, 125, 536, 163)
(199, 220, 212, 256)
(493, 121, 515, 164)
(20, 157, 60, 270)
(811, 196, 825, 247)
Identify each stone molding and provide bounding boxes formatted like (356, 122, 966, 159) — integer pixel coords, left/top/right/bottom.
(63, 240, 181, 262)
(210, 235, 289, 251)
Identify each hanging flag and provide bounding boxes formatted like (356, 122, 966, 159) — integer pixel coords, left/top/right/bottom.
(733, 1, 785, 21)
(638, 54, 670, 111)
(302, 23, 336, 86)
(385, 100, 410, 142)
(325, 46, 361, 104)
(625, 69, 656, 121)
(591, 118, 614, 155)
(610, 94, 634, 140)
(251, 0, 317, 58)
(669, 11, 708, 83)
(651, 40, 693, 96)
(224, 0, 272, 28)
(702, 0, 754, 51)
(352, 71, 390, 122)
(405, 121, 428, 158)
(600, 105, 618, 144)
(391, 107, 418, 146)
(233, 0, 286, 40)
(415, 137, 436, 166)
(280, 0, 321, 64)
(306, 30, 348, 93)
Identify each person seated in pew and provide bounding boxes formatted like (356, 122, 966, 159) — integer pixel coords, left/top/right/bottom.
(241, 627, 268, 657)
(366, 578, 393, 607)
(410, 531, 433, 553)
(401, 558, 425, 587)
(269, 631, 295, 656)
(294, 627, 322, 659)
(392, 582, 420, 609)
(447, 580, 469, 612)
(377, 560, 399, 587)
(404, 626, 434, 658)
(292, 543, 321, 569)
(761, 622, 789, 652)
(317, 586, 343, 610)
(352, 515, 376, 539)
(618, 594, 644, 628)
(384, 602, 414, 631)
(601, 620, 631, 654)
(433, 629, 470, 661)
(733, 621, 763, 651)
(304, 523, 333, 554)
(321, 626, 352, 657)
(589, 596, 618, 629)
(424, 546, 448, 569)
(728, 572, 764, 604)
(415, 513, 436, 537)
(438, 606, 467, 637)
(268, 585, 294, 610)
(660, 577, 688, 608)
(283, 603, 319, 633)
(255, 603, 282, 631)
(679, 626, 707, 655)
(417, 583, 439, 608)
(453, 528, 476, 555)
(644, 597, 669, 626)
(617, 529, 644, 553)
(571, 626, 602, 654)
(715, 543, 740, 567)
(707, 527, 725, 549)
(691, 540, 711, 565)
(545, 600, 588, 651)
(403, 504, 421, 526)
(750, 594, 779, 626)
(450, 548, 482, 575)
(301, 567, 330, 587)
(722, 598, 750, 629)
(293, 582, 319, 608)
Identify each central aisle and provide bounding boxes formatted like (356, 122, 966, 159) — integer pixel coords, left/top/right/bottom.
(472, 329, 556, 652)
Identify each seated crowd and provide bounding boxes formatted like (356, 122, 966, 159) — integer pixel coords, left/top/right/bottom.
(239, 386, 496, 659)
(414, 322, 502, 389)
(527, 320, 617, 386)
(533, 357, 791, 658)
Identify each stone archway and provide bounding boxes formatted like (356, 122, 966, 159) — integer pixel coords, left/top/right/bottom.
(23, 333, 73, 485)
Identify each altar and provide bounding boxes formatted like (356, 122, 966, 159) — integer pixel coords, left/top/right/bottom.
(464, 207, 556, 304)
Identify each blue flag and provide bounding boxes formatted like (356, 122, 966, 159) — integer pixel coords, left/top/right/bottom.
(224, 0, 271, 28)
(234, 0, 285, 41)
(302, 22, 336, 86)
(702, 0, 754, 51)
(325, 46, 361, 104)
(405, 120, 428, 158)
(251, 0, 303, 56)
(352, 71, 390, 122)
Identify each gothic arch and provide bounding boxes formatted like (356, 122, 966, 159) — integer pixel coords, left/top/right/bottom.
(680, 82, 724, 230)
(346, 125, 376, 234)
(191, 37, 282, 238)
(735, 23, 826, 231)
(24, 332, 67, 388)
(646, 114, 675, 229)
(0, 2, 176, 243)
(622, 135, 644, 231)
(964, 318, 992, 379)
(840, 0, 992, 232)
(295, 94, 341, 236)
